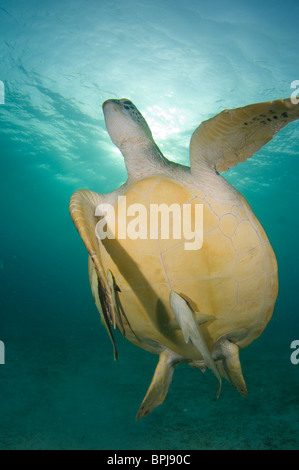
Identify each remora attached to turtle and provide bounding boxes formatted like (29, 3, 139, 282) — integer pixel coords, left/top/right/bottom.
(70, 96, 299, 419)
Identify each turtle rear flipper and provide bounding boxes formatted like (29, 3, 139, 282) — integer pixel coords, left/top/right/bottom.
(136, 349, 182, 420)
(213, 338, 248, 397)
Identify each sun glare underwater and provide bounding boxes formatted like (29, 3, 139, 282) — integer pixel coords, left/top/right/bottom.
(0, 0, 299, 450)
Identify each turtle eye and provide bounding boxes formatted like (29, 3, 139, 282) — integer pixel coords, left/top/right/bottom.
(124, 105, 141, 118)
(121, 101, 146, 125)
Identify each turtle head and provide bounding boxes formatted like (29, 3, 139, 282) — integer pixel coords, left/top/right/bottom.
(102, 98, 154, 151)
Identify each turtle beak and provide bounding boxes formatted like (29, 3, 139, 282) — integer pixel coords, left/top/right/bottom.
(102, 100, 122, 126)
(102, 99, 130, 149)
(102, 98, 133, 112)
(102, 99, 120, 111)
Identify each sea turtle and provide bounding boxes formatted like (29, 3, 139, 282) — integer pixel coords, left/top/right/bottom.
(70, 97, 299, 419)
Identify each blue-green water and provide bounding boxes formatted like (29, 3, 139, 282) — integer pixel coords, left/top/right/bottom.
(1, 0, 299, 450)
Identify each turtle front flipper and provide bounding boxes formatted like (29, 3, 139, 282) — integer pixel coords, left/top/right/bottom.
(136, 349, 182, 420)
(89, 258, 118, 360)
(170, 291, 222, 398)
(190, 98, 299, 174)
(213, 338, 248, 397)
(69, 190, 118, 359)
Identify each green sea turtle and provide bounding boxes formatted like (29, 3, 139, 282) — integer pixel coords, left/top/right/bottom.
(70, 97, 299, 419)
